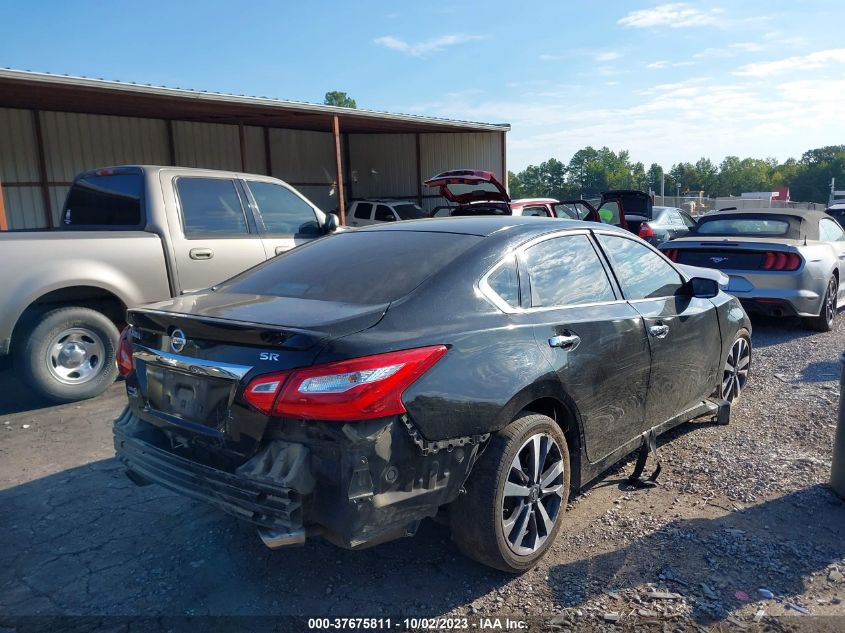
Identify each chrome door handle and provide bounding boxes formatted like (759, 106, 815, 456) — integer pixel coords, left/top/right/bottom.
(275, 246, 290, 255)
(549, 334, 580, 350)
(648, 324, 670, 338)
(189, 248, 214, 260)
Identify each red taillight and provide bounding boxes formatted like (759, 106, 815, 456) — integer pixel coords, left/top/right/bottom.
(243, 345, 448, 421)
(639, 223, 654, 238)
(117, 326, 134, 376)
(662, 248, 678, 262)
(762, 251, 801, 271)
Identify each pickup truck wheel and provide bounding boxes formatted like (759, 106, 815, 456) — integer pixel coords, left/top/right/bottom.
(449, 413, 569, 573)
(14, 307, 119, 403)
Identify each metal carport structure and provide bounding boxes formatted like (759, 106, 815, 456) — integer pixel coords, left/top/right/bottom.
(0, 68, 509, 229)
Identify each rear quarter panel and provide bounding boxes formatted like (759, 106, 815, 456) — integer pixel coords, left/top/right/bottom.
(0, 232, 171, 350)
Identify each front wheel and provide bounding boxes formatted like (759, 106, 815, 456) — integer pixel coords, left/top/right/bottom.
(13, 306, 119, 403)
(449, 413, 570, 573)
(805, 276, 838, 332)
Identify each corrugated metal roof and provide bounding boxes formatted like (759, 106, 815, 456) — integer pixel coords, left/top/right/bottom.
(0, 68, 510, 134)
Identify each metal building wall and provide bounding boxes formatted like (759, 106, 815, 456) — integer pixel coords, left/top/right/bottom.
(172, 121, 241, 172)
(39, 111, 171, 225)
(267, 129, 337, 212)
(0, 108, 43, 228)
(419, 132, 504, 212)
(242, 125, 267, 175)
(347, 134, 417, 200)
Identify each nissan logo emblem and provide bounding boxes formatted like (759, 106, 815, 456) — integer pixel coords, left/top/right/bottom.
(170, 329, 187, 353)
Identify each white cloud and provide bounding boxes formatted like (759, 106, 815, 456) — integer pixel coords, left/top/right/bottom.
(405, 76, 845, 174)
(595, 51, 623, 62)
(617, 3, 724, 29)
(373, 33, 483, 57)
(734, 48, 845, 76)
(648, 60, 695, 69)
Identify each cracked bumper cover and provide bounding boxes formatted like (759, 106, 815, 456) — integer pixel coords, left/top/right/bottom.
(113, 407, 482, 549)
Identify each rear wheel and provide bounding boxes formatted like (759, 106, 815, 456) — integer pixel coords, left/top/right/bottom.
(805, 276, 838, 332)
(450, 413, 569, 573)
(13, 306, 119, 402)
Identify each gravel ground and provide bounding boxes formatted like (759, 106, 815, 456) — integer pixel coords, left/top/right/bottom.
(0, 316, 843, 633)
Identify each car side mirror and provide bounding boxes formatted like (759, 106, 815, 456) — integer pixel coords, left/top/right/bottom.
(688, 277, 719, 299)
(323, 213, 340, 233)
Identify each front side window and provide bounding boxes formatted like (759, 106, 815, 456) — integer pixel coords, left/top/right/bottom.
(177, 177, 248, 236)
(248, 181, 320, 236)
(393, 203, 425, 220)
(522, 235, 616, 308)
(596, 234, 684, 300)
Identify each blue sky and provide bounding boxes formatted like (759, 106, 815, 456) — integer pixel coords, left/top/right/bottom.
(2, 1, 843, 170)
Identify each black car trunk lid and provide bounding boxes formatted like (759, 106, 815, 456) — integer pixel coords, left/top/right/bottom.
(126, 293, 389, 464)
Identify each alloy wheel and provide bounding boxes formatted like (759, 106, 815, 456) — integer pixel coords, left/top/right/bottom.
(825, 277, 838, 326)
(45, 327, 106, 385)
(722, 337, 750, 403)
(501, 433, 565, 556)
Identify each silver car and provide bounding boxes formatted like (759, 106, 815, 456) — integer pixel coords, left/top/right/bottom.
(659, 209, 844, 331)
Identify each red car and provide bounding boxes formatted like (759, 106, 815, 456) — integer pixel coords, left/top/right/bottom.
(424, 170, 602, 222)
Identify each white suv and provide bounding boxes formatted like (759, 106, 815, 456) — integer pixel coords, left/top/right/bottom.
(347, 199, 426, 227)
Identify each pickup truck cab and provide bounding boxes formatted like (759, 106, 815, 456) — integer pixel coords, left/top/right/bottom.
(0, 165, 338, 403)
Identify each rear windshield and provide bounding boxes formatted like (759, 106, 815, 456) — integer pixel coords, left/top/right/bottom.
(61, 173, 143, 227)
(394, 204, 425, 220)
(220, 230, 481, 304)
(695, 217, 791, 236)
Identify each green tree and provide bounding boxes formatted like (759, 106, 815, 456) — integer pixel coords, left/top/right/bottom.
(324, 91, 357, 108)
(791, 145, 845, 203)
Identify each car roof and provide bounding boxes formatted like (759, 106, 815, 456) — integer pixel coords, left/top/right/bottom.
(353, 215, 622, 237)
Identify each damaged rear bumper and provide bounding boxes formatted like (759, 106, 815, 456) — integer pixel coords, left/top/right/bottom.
(113, 406, 484, 550)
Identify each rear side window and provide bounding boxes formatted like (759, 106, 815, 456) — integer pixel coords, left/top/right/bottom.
(353, 203, 373, 220)
(248, 181, 319, 236)
(221, 231, 481, 305)
(521, 205, 549, 217)
(62, 173, 143, 227)
(177, 178, 248, 236)
(596, 234, 684, 300)
(485, 256, 520, 308)
(522, 235, 616, 308)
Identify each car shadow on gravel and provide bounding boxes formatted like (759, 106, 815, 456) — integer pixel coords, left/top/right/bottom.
(749, 313, 842, 349)
(0, 458, 508, 617)
(0, 361, 57, 416)
(548, 484, 845, 625)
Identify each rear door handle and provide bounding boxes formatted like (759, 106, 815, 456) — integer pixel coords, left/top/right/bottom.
(189, 248, 214, 260)
(648, 324, 670, 338)
(549, 334, 581, 351)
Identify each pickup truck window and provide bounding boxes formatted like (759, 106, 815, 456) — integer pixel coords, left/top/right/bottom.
(176, 178, 249, 236)
(62, 174, 143, 227)
(247, 181, 320, 236)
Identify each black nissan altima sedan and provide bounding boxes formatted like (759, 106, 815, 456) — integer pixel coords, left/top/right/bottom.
(114, 216, 751, 573)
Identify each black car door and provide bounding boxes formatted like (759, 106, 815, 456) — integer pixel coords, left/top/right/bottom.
(594, 231, 722, 429)
(518, 231, 652, 463)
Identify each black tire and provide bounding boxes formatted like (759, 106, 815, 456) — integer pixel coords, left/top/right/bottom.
(718, 328, 751, 409)
(805, 276, 838, 332)
(13, 306, 119, 403)
(449, 413, 570, 573)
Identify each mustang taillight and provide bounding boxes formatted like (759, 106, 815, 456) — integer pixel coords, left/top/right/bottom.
(662, 248, 679, 262)
(762, 251, 801, 271)
(243, 345, 448, 421)
(639, 223, 655, 239)
(117, 326, 134, 376)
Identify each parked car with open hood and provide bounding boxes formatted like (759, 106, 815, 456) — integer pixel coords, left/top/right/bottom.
(660, 209, 844, 331)
(115, 215, 750, 573)
(424, 170, 602, 221)
(0, 166, 338, 403)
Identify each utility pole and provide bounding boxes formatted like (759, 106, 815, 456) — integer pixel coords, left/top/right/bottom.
(660, 169, 665, 198)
